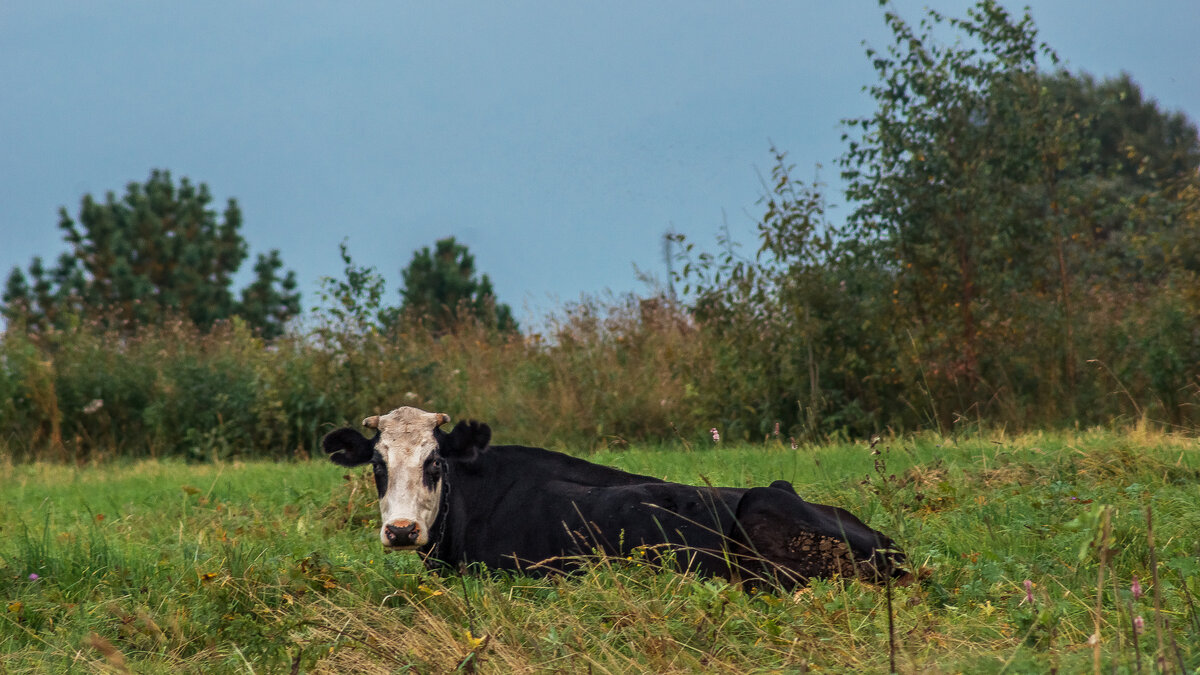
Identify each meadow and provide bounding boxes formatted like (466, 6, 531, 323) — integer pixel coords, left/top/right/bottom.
(2, 428, 1198, 673)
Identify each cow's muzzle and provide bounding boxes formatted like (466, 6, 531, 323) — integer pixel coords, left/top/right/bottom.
(384, 519, 421, 547)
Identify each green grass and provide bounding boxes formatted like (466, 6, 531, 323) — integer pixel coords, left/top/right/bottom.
(2, 430, 1198, 673)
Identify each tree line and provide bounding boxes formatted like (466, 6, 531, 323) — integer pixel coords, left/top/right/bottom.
(2, 172, 514, 338)
(673, 1, 1200, 435)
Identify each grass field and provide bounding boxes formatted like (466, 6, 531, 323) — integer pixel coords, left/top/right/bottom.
(2, 429, 1198, 673)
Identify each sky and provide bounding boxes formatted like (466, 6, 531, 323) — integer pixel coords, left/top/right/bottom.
(3, 1, 1198, 328)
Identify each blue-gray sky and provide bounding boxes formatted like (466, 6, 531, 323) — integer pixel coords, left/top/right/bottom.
(3, 1, 1198, 327)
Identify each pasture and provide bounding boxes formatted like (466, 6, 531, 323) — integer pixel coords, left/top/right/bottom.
(1, 430, 1198, 673)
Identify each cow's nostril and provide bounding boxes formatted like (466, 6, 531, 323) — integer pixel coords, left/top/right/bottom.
(385, 520, 420, 545)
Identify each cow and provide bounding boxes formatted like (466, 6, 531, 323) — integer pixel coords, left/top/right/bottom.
(322, 406, 911, 589)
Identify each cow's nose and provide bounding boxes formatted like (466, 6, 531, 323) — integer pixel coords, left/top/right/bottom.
(385, 520, 420, 545)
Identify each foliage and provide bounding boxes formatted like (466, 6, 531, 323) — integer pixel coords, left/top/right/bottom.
(2, 170, 300, 337)
(398, 236, 517, 334)
(237, 250, 302, 340)
(839, 1, 1079, 408)
(0, 291, 717, 462)
(1043, 71, 1200, 190)
(834, 1, 1200, 427)
(314, 240, 393, 334)
(670, 149, 895, 439)
(667, 0, 1200, 437)
(1, 432, 1198, 672)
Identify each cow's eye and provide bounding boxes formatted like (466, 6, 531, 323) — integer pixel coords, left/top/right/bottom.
(422, 458, 442, 487)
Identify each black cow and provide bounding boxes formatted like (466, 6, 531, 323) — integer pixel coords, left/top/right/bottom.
(323, 406, 910, 588)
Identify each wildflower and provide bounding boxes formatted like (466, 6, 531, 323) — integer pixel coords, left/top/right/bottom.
(710, 428, 720, 443)
(1131, 574, 1142, 600)
(1133, 615, 1144, 635)
(83, 399, 104, 414)
(28, 573, 39, 581)
(465, 630, 487, 650)
(1022, 579, 1033, 604)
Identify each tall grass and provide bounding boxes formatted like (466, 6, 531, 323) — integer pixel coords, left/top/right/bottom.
(2, 291, 1199, 463)
(1, 431, 1197, 672)
(0, 298, 716, 462)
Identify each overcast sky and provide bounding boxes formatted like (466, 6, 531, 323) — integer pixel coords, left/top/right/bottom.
(3, 1, 1198, 327)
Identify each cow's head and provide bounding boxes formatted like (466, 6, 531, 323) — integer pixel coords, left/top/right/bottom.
(322, 406, 490, 550)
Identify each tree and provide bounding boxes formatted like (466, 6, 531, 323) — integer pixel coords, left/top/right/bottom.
(1043, 71, 1200, 190)
(315, 239, 393, 334)
(398, 237, 517, 333)
(2, 170, 300, 336)
(838, 0, 1200, 424)
(237, 249, 301, 339)
(839, 1, 1070, 396)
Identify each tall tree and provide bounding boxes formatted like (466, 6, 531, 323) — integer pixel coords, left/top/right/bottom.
(2, 170, 300, 335)
(838, 0, 1200, 422)
(839, 1, 1085, 405)
(398, 237, 517, 333)
(1043, 71, 1200, 189)
(237, 249, 301, 339)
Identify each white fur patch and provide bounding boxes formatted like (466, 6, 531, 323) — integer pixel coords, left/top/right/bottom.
(369, 406, 449, 548)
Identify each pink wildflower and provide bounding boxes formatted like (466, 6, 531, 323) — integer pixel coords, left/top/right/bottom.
(1131, 574, 1142, 600)
(1133, 615, 1144, 635)
(28, 573, 39, 581)
(1022, 579, 1034, 604)
(710, 428, 720, 443)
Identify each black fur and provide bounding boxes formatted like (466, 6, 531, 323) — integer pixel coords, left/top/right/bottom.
(416, 435, 910, 589)
(323, 427, 376, 467)
(371, 458, 388, 498)
(435, 420, 491, 460)
(768, 479, 797, 495)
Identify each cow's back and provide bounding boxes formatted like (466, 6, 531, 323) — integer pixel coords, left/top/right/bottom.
(421, 444, 743, 576)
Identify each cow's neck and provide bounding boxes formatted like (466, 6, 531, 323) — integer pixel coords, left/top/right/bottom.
(419, 466, 453, 565)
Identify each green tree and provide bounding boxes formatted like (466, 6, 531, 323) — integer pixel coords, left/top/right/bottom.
(2, 170, 300, 336)
(838, 0, 1200, 425)
(237, 249, 301, 339)
(1039, 71, 1200, 281)
(315, 240, 393, 333)
(398, 237, 517, 333)
(1044, 71, 1200, 189)
(842, 1, 1059, 388)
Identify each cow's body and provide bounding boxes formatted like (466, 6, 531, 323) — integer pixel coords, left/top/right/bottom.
(423, 441, 743, 577)
(324, 407, 909, 588)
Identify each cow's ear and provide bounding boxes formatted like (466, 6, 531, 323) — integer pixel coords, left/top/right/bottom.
(440, 420, 491, 460)
(323, 427, 376, 466)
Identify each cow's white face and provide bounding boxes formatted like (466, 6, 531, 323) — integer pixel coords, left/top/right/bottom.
(362, 407, 450, 550)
